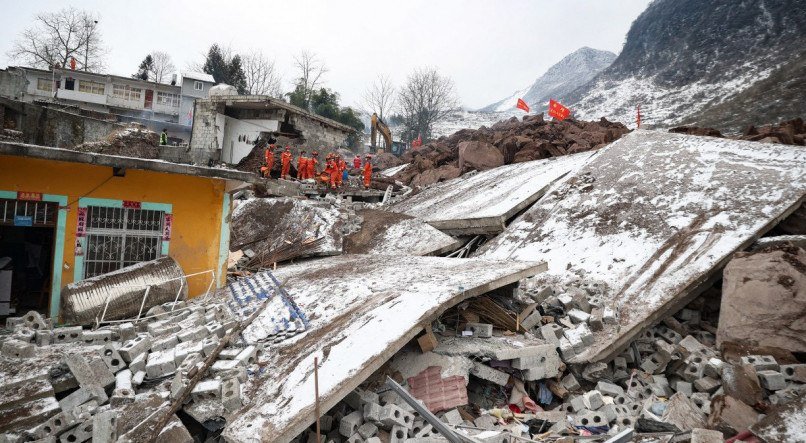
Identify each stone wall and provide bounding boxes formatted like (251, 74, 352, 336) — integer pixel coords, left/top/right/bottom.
(0, 69, 27, 100)
(189, 99, 223, 164)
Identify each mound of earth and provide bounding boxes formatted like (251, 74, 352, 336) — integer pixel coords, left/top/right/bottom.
(72, 123, 160, 158)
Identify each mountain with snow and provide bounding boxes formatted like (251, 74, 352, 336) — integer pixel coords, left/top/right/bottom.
(566, 0, 806, 130)
(480, 47, 616, 113)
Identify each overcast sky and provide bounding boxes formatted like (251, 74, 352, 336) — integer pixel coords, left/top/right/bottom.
(0, 0, 652, 109)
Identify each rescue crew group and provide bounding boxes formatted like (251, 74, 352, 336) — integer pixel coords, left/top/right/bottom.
(261, 145, 373, 190)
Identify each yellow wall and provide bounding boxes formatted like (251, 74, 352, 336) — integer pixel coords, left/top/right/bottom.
(0, 154, 228, 301)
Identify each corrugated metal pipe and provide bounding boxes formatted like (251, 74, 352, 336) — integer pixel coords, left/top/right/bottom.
(61, 256, 188, 325)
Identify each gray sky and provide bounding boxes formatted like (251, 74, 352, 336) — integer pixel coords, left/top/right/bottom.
(0, 0, 652, 109)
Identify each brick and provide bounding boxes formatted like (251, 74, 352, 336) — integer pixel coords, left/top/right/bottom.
(470, 362, 509, 386)
(340, 411, 364, 437)
(1, 339, 35, 358)
(191, 379, 222, 402)
(118, 335, 152, 363)
(757, 370, 786, 391)
(406, 366, 467, 413)
(52, 326, 83, 344)
(222, 378, 241, 412)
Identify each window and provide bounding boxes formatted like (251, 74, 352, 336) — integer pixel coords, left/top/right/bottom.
(156, 91, 180, 107)
(65, 78, 75, 90)
(194, 81, 203, 91)
(113, 84, 142, 101)
(83, 206, 165, 278)
(36, 78, 52, 92)
(78, 80, 105, 95)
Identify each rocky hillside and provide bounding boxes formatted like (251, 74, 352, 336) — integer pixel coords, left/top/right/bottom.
(566, 0, 806, 130)
(481, 47, 616, 113)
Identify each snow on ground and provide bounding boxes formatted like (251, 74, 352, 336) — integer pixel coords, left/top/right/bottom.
(390, 152, 594, 232)
(224, 255, 543, 442)
(380, 163, 409, 177)
(476, 130, 806, 362)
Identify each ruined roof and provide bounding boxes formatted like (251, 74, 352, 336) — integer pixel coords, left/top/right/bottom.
(202, 95, 358, 134)
(477, 130, 806, 363)
(0, 141, 257, 184)
(223, 254, 545, 442)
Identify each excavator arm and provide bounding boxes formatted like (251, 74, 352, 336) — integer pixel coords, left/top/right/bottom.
(370, 112, 393, 153)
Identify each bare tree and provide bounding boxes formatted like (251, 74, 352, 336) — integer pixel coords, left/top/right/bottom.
(292, 50, 328, 107)
(242, 50, 282, 97)
(7, 7, 105, 72)
(396, 67, 460, 142)
(149, 51, 175, 83)
(361, 74, 396, 120)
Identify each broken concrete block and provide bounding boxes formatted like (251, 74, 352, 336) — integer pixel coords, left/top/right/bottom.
(118, 322, 135, 341)
(588, 308, 604, 331)
(690, 428, 723, 443)
(440, 409, 462, 426)
(58, 419, 94, 443)
(35, 329, 52, 346)
(63, 354, 98, 388)
(88, 357, 116, 388)
(581, 362, 609, 382)
(222, 378, 241, 413)
(173, 340, 203, 365)
(671, 380, 693, 397)
(540, 323, 564, 344)
(470, 361, 509, 385)
(346, 389, 380, 411)
(99, 344, 124, 373)
(118, 335, 151, 363)
(741, 355, 779, 371)
(357, 422, 378, 439)
(1, 339, 35, 358)
(601, 306, 617, 325)
(235, 345, 257, 366)
(379, 404, 414, 430)
(364, 402, 383, 424)
(52, 326, 82, 344)
(690, 392, 711, 415)
(151, 334, 179, 352)
(577, 409, 607, 427)
(661, 392, 707, 432)
(693, 376, 721, 394)
(567, 309, 591, 324)
(596, 381, 624, 397)
(564, 323, 593, 353)
(561, 373, 581, 392)
(34, 411, 76, 439)
(191, 379, 222, 402)
(91, 410, 117, 443)
(473, 414, 497, 430)
(81, 329, 111, 345)
(145, 349, 176, 379)
(641, 352, 671, 374)
(757, 370, 786, 391)
(569, 395, 586, 413)
(21, 310, 49, 331)
(781, 364, 806, 383)
(58, 386, 107, 414)
(520, 310, 543, 330)
(583, 390, 604, 410)
(132, 370, 145, 386)
(389, 424, 408, 443)
(202, 335, 219, 356)
(417, 328, 438, 352)
(340, 411, 364, 437)
(464, 322, 492, 338)
(14, 327, 35, 342)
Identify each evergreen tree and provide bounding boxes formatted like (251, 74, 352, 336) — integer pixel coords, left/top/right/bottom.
(133, 54, 153, 81)
(228, 55, 248, 94)
(202, 45, 229, 84)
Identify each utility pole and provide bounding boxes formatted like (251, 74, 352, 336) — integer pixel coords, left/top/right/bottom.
(84, 19, 98, 71)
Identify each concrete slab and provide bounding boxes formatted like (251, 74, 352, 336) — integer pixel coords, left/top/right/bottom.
(222, 254, 545, 442)
(390, 153, 592, 235)
(477, 130, 806, 363)
(343, 209, 462, 256)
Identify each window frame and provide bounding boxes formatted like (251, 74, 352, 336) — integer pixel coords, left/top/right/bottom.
(78, 79, 105, 95)
(36, 78, 53, 92)
(194, 81, 203, 91)
(156, 91, 180, 107)
(112, 84, 142, 101)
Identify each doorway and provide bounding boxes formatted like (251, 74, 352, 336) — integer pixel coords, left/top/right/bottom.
(0, 198, 58, 317)
(144, 89, 154, 109)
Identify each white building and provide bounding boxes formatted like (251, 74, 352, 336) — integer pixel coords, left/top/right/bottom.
(0, 66, 215, 141)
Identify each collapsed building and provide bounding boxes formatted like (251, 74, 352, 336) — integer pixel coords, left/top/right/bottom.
(0, 127, 805, 443)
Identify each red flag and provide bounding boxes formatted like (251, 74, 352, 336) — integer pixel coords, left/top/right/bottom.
(548, 99, 571, 121)
(516, 98, 530, 113)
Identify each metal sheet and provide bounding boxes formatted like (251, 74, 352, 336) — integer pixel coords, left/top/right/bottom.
(61, 256, 187, 325)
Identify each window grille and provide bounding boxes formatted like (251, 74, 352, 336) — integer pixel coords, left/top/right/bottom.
(83, 206, 165, 278)
(0, 198, 58, 227)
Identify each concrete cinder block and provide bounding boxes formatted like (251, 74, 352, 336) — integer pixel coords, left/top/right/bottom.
(52, 326, 83, 344)
(99, 344, 124, 373)
(781, 364, 806, 383)
(346, 389, 380, 410)
(128, 352, 147, 374)
(35, 330, 52, 346)
(147, 320, 180, 337)
(671, 380, 693, 397)
(118, 335, 152, 363)
(35, 411, 77, 439)
(1, 339, 35, 358)
(567, 309, 591, 324)
(202, 335, 219, 356)
(741, 355, 779, 371)
(641, 352, 671, 374)
(569, 395, 586, 413)
(757, 370, 786, 391)
(561, 373, 581, 391)
(596, 381, 624, 397)
(173, 340, 203, 365)
(145, 349, 176, 379)
(15, 327, 36, 342)
(58, 386, 107, 415)
(693, 376, 721, 393)
(564, 323, 593, 353)
(151, 334, 179, 352)
(379, 404, 414, 429)
(177, 325, 206, 343)
(471, 361, 510, 385)
(588, 308, 604, 331)
(191, 379, 222, 402)
(88, 357, 116, 388)
(558, 337, 576, 360)
(576, 410, 607, 427)
(583, 390, 604, 410)
(118, 322, 135, 341)
(91, 410, 118, 443)
(464, 322, 493, 338)
(81, 329, 112, 345)
(364, 402, 383, 423)
(222, 378, 241, 412)
(235, 345, 258, 366)
(389, 424, 408, 443)
(340, 411, 364, 437)
(204, 320, 225, 338)
(58, 419, 94, 443)
(521, 310, 543, 331)
(357, 422, 378, 439)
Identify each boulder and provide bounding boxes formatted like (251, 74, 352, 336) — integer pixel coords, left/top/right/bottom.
(410, 164, 461, 188)
(717, 244, 806, 353)
(457, 141, 504, 172)
(373, 152, 403, 171)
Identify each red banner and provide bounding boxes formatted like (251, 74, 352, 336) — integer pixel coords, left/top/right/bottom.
(516, 98, 530, 113)
(548, 99, 571, 121)
(123, 200, 141, 209)
(17, 191, 42, 201)
(162, 214, 173, 241)
(76, 207, 87, 237)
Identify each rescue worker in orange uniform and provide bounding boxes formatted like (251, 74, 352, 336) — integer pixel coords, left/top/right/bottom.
(280, 146, 292, 179)
(325, 155, 338, 189)
(335, 155, 346, 187)
(297, 150, 308, 180)
(261, 145, 275, 178)
(307, 151, 319, 179)
(353, 155, 361, 170)
(362, 154, 373, 189)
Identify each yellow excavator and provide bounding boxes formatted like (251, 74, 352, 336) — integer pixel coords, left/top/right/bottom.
(370, 112, 393, 153)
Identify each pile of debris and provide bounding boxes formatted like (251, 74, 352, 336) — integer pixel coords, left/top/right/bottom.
(392, 115, 630, 187)
(0, 295, 260, 442)
(72, 122, 160, 158)
(670, 116, 806, 145)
